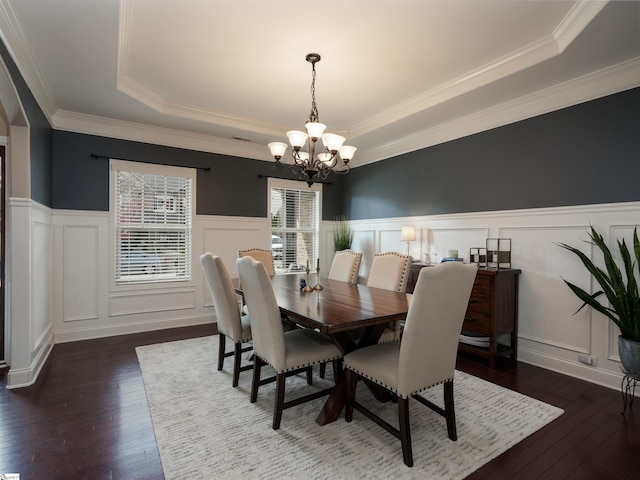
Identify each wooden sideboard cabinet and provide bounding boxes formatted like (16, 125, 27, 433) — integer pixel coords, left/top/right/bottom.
(407, 263, 520, 368)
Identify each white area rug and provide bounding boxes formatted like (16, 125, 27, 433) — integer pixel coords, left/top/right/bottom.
(136, 336, 563, 480)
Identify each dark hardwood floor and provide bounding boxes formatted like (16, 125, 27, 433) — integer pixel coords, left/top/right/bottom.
(0, 324, 638, 479)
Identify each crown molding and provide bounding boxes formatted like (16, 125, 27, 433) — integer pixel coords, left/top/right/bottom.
(117, 75, 287, 138)
(52, 110, 269, 161)
(0, 0, 56, 123)
(359, 56, 640, 166)
(553, 0, 609, 52)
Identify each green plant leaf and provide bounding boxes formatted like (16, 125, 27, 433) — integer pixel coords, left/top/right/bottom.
(557, 225, 640, 342)
(333, 215, 353, 252)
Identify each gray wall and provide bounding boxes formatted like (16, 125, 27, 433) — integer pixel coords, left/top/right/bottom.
(1, 39, 53, 206)
(343, 87, 640, 220)
(51, 130, 345, 219)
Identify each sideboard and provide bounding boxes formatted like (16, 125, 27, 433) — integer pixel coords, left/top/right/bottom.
(407, 263, 521, 368)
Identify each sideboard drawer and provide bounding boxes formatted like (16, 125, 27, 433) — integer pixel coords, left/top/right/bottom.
(463, 311, 491, 334)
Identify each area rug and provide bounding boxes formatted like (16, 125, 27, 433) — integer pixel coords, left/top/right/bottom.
(136, 336, 563, 480)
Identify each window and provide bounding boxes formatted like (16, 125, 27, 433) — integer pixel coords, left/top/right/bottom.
(111, 160, 195, 285)
(269, 178, 321, 274)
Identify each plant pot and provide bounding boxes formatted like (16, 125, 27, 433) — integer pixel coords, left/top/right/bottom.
(618, 335, 640, 377)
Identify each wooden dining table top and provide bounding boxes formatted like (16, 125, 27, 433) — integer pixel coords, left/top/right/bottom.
(232, 274, 410, 335)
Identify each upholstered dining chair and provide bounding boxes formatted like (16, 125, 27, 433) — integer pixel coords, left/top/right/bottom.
(319, 249, 364, 379)
(238, 248, 275, 276)
(200, 253, 253, 388)
(368, 251, 411, 343)
(236, 255, 343, 430)
(328, 249, 362, 284)
(344, 262, 478, 467)
(237, 248, 276, 316)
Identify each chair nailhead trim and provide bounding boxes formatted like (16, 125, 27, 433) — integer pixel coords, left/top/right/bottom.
(260, 354, 342, 374)
(347, 365, 453, 399)
(373, 251, 411, 292)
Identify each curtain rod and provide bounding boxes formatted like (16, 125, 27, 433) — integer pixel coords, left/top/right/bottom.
(257, 174, 332, 186)
(91, 154, 211, 172)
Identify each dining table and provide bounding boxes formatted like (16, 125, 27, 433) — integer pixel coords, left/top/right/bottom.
(233, 273, 410, 425)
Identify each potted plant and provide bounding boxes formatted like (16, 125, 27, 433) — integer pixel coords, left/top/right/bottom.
(333, 215, 354, 252)
(559, 226, 640, 376)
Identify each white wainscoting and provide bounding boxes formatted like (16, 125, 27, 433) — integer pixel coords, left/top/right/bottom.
(6, 199, 54, 388)
(348, 201, 640, 392)
(8, 200, 640, 392)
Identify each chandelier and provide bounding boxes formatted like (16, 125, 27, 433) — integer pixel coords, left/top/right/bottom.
(268, 53, 356, 187)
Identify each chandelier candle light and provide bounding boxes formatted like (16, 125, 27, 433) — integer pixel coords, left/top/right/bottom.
(268, 53, 356, 187)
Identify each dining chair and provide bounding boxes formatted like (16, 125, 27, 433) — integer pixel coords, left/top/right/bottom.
(328, 249, 362, 284)
(368, 251, 411, 343)
(200, 253, 253, 387)
(237, 248, 277, 317)
(344, 262, 478, 467)
(238, 248, 275, 276)
(236, 255, 343, 430)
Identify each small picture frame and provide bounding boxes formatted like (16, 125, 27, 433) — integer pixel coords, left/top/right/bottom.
(485, 238, 511, 268)
(469, 247, 487, 266)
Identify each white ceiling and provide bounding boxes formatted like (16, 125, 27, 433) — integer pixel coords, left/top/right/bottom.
(0, 0, 638, 167)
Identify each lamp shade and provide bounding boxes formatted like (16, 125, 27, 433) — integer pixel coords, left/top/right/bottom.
(318, 152, 333, 165)
(287, 130, 309, 148)
(268, 142, 288, 158)
(296, 151, 310, 165)
(401, 226, 416, 242)
(339, 145, 357, 161)
(322, 133, 345, 152)
(305, 122, 327, 139)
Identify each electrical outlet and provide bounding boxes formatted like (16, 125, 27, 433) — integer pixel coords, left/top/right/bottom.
(578, 353, 598, 367)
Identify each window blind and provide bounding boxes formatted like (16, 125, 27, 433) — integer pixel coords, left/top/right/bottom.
(270, 184, 320, 274)
(113, 165, 193, 285)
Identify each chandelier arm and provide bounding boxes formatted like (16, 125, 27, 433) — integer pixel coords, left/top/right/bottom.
(333, 162, 351, 174)
(309, 140, 317, 167)
(322, 151, 339, 169)
(292, 150, 305, 168)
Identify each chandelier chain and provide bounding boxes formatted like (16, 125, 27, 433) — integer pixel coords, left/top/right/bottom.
(309, 60, 319, 123)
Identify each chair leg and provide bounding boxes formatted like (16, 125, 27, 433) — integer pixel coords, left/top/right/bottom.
(345, 369, 358, 422)
(217, 334, 226, 371)
(332, 359, 343, 381)
(319, 362, 326, 378)
(398, 397, 413, 467)
(306, 366, 313, 385)
(250, 356, 263, 403)
(443, 380, 457, 441)
(273, 373, 286, 430)
(232, 341, 242, 388)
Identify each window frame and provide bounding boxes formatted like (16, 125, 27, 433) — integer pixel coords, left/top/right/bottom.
(109, 159, 196, 289)
(268, 177, 322, 275)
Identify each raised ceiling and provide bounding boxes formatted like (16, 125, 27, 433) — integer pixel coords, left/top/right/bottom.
(0, 0, 638, 167)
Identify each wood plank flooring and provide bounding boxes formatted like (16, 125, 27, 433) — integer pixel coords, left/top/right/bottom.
(0, 324, 638, 479)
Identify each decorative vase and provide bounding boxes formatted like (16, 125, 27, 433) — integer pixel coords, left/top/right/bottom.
(618, 335, 640, 377)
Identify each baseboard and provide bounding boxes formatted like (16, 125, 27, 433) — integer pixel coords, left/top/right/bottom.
(6, 338, 55, 389)
(53, 315, 214, 344)
(518, 347, 628, 394)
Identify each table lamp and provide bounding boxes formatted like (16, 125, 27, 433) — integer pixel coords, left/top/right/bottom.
(400, 226, 416, 257)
